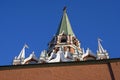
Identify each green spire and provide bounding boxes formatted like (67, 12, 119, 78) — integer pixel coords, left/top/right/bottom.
(56, 7, 75, 36)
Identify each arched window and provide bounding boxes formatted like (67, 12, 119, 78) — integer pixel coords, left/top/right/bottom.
(61, 36, 67, 43)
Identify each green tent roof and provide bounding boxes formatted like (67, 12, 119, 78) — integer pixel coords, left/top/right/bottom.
(56, 8, 75, 36)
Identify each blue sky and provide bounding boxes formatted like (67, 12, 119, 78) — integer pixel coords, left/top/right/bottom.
(0, 0, 120, 65)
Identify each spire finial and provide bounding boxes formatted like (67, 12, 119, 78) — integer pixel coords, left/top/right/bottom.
(98, 38, 102, 43)
(63, 6, 67, 12)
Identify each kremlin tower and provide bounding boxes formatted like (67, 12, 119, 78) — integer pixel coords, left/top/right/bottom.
(13, 7, 109, 65)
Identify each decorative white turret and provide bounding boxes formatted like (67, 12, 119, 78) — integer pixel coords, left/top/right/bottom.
(48, 47, 73, 63)
(47, 49, 56, 61)
(73, 49, 79, 61)
(13, 44, 39, 65)
(48, 47, 64, 63)
(65, 48, 72, 59)
(97, 38, 109, 59)
(23, 51, 38, 64)
(13, 44, 29, 65)
(82, 48, 96, 61)
(39, 50, 48, 63)
(17, 44, 29, 60)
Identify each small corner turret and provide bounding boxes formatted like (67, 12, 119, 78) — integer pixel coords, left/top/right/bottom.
(97, 38, 109, 59)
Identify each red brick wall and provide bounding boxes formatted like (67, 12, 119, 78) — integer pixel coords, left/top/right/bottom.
(0, 62, 120, 80)
(111, 62, 120, 80)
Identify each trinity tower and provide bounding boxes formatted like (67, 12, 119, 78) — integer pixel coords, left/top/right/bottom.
(13, 7, 109, 65)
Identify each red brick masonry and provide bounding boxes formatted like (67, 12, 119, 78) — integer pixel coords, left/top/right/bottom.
(0, 58, 120, 80)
